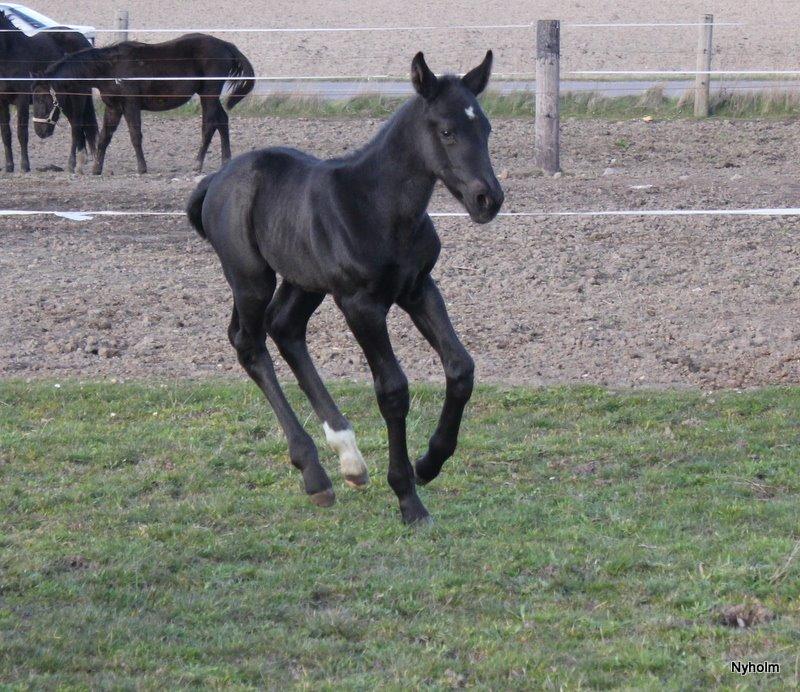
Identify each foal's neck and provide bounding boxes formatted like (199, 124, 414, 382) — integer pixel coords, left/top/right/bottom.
(48, 48, 108, 82)
(345, 98, 436, 229)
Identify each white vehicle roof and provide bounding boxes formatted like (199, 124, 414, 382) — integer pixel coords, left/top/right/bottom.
(0, 3, 95, 40)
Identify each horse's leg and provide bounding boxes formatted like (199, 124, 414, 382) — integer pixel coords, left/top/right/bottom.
(0, 101, 14, 173)
(67, 133, 78, 174)
(195, 96, 216, 173)
(15, 97, 30, 173)
(336, 293, 430, 525)
(267, 282, 369, 488)
(215, 101, 231, 165)
(122, 103, 147, 174)
(229, 279, 335, 506)
(68, 105, 89, 174)
(398, 275, 474, 485)
(93, 105, 122, 175)
(82, 96, 98, 158)
(67, 115, 86, 174)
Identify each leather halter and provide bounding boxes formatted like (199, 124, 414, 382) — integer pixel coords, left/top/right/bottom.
(32, 87, 60, 126)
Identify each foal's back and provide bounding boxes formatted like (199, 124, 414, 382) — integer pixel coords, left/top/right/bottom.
(198, 146, 343, 290)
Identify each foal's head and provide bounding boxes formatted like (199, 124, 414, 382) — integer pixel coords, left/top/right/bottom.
(32, 83, 61, 138)
(410, 51, 504, 223)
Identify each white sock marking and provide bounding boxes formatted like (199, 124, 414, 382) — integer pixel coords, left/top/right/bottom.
(465, 105, 475, 120)
(323, 422, 367, 479)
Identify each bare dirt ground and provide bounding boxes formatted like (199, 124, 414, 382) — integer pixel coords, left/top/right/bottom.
(2, 113, 800, 389)
(30, 1, 800, 78)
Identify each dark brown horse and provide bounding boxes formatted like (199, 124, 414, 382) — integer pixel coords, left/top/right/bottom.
(33, 34, 254, 174)
(0, 10, 97, 173)
(187, 52, 504, 524)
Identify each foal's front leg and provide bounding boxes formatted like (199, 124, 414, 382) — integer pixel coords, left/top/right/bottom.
(0, 102, 14, 172)
(68, 117, 88, 174)
(15, 97, 30, 173)
(399, 275, 474, 485)
(336, 293, 430, 524)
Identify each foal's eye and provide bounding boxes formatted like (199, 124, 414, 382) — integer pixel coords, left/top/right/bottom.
(440, 129, 454, 140)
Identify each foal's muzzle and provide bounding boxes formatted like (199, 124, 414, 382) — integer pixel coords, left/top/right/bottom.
(465, 177, 504, 224)
(32, 88, 60, 136)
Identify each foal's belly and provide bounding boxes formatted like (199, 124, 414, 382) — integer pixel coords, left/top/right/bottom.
(140, 95, 194, 111)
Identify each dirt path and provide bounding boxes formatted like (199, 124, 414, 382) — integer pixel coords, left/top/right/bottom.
(2, 115, 800, 389)
(33, 1, 800, 80)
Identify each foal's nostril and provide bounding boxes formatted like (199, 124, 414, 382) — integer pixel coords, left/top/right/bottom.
(476, 193, 489, 209)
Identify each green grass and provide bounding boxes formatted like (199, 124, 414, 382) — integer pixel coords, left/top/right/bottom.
(138, 86, 800, 120)
(1, 380, 799, 688)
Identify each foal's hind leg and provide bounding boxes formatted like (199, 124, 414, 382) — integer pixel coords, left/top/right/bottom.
(93, 106, 122, 175)
(267, 282, 369, 488)
(229, 282, 335, 506)
(195, 97, 217, 173)
(196, 98, 231, 172)
(0, 102, 14, 172)
(216, 105, 231, 165)
(122, 103, 147, 174)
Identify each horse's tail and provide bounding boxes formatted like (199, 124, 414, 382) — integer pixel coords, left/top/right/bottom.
(225, 46, 255, 110)
(187, 173, 216, 239)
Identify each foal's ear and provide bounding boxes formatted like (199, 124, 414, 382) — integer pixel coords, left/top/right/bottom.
(461, 50, 493, 96)
(411, 52, 439, 100)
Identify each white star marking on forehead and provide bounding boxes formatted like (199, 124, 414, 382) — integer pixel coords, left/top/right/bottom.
(465, 105, 475, 120)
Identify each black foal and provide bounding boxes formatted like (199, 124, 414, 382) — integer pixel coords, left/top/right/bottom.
(187, 51, 504, 524)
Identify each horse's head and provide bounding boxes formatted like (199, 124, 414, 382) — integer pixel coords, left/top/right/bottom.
(32, 82, 61, 138)
(411, 51, 504, 224)
(0, 10, 17, 51)
(0, 10, 16, 32)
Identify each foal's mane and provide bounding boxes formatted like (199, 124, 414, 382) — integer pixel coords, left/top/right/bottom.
(339, 75, 463, 164)
(43, 46, 114, 79)
(0, 10, 18, 32)
(0, 9, 23, 44)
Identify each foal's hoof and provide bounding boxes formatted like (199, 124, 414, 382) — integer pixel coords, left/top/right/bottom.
(405, 512, 434, 528)
(308, 488, 336, 507)
(344, 470, 369, 489)
(400, 495, 432, 526)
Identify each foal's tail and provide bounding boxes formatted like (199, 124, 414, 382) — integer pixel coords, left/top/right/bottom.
(187, 173, 216, 239)
(225, 46, 255, 110)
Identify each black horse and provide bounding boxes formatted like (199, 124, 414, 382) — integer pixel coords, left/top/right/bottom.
(33, 34, 254, 174)
(187, 52, 504, 524)
(0, 10, 97, 173)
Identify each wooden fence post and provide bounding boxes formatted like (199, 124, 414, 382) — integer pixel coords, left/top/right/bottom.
(115, 9, 129, 43)
(535, 20, 560, 175)
(694, 14, 714, 117)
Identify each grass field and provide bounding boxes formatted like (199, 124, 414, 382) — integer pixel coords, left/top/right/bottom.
(1, 380, 799, 688)
(147, 87, 800, 120)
